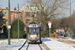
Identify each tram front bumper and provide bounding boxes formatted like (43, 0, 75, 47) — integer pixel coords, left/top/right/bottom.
(28, 38, 40, 43)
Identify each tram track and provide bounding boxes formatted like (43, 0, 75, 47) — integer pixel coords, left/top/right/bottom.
(38, 44, 43, 50)
(26, 44, 29, 50)
(18, 40, 44, 50)
(18, 40, 27, 50)
(25, 44, 43, 50)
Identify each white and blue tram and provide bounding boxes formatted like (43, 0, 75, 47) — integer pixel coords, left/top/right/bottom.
(26, 22, 42, 44)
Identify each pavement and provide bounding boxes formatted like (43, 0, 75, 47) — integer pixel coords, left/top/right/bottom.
(42, 37, 75, 50)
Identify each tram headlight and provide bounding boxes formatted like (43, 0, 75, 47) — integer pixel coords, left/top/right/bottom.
(30, 35, 38, 38)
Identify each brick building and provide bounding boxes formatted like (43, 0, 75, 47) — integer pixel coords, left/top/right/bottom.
(10, 8, 22, 24)
(0, 4, 41, 31)
(0, 8, 22, 28)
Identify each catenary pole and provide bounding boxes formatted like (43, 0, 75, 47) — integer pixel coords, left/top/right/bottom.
(8, 0, 10, 45)
(18, 3, 19, 39)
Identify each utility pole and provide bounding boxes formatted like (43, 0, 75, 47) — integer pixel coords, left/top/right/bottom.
(0, 5, 2, 8)
(70, 0, 71, 19)
(73, 10, 75, 27)
(18, 3, 19, 39)
(8, 0, 10, 45)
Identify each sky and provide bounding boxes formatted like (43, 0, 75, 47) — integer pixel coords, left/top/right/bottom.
(0, 0, 75, 17)
(0, 0, 26, 10)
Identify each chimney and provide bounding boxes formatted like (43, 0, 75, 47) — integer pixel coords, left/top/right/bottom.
(6, 7, 8, 9)
(14, 7, 16, 10)
(26, 5, 29, 9)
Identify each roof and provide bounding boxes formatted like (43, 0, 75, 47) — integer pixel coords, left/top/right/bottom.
(0, 8, 8, 11)
(10, 10, 21, 13)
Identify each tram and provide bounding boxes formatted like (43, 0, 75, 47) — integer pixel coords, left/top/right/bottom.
(26, 22, 42, 44)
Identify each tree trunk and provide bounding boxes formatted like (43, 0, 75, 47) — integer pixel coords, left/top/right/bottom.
(43, 25, 46, 30)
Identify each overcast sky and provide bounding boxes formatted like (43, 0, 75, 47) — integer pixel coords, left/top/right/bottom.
(0, 0, 75, 17)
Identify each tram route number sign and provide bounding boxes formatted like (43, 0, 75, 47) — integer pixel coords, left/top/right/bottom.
(48, 21, 52, 28)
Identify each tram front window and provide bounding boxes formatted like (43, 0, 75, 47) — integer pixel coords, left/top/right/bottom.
(29, 28, 39, 34)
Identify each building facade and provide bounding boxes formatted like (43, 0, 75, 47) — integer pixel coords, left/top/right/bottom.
(20, 4, 41, 25)
(10, 10, 22, 24)
(20, 4, 41, 30)
(0, 4, 41, 31)
(0, 8, 22, 28)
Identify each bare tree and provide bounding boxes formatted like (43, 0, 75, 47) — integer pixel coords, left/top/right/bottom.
(60, 17, 68, 34)
(24, 0, 69, 30)
(52, 18, 60, 30)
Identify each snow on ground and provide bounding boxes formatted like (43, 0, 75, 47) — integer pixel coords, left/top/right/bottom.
(0, 39, 26, 50)
(0, 44, 45, 50)
(58, 37, 75, 42)
(0, 39, 45, 50)
(0, 38, 75, 50)
(57, 36, 75, 46)
(42, 38, 75, 50)
(0, 39, 26, 47)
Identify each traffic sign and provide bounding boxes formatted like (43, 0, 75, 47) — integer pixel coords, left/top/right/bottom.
(48, 21, 52, 40)
(48, 21, 51, 23)
(48, 21, 52, 28)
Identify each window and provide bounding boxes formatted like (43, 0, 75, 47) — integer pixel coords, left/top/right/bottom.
(15, 13, 18, 18)
(21, 13, 23, 20)
(3, 12, 7, 16)
(5, 12, 7, 16)
(11, 14, 12, 20)
(37, 12, 41, 17)
(26, 19, 30, 24)
(26, 12, 30, 17)
(6, 22, 7, 24)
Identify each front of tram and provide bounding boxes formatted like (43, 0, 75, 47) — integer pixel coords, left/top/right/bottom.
(26, 24, 41, 43)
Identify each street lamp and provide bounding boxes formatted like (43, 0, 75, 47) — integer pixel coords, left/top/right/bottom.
(73, 10, 75, 27)
(8, 0, 10, 45)
(70, 0, 75, 37)
(18, 3, 19, 39)
(70, 0, 71, 18)
(70, 0, 75, 27)
(0, 5, 2, 8)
